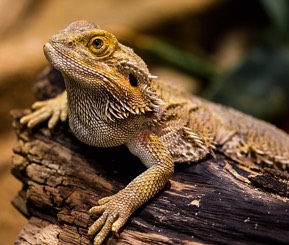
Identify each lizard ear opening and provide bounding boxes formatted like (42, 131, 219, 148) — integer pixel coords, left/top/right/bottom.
(129, 73, 138, 87)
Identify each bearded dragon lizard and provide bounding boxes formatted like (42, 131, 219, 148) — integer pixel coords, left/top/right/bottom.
(20, 20, 289, 244)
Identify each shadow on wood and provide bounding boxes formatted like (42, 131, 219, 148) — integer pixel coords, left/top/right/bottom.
(11, 68, 289, 245)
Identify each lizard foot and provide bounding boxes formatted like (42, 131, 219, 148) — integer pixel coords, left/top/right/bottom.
(88, 193, 133, 245)
(20, 92, 67, 129)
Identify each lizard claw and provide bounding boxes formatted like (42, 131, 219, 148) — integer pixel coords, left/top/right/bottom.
(20, 92, 67, 129)
(88, 194, 132, 245)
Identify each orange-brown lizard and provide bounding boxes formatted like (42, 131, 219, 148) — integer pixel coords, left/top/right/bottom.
(20, 20, 289, 244)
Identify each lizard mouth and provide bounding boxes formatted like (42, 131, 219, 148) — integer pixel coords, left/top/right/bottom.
(43, 43, 66, 72)
(44, 42, 81, 72)
(43, 42, 112, 83)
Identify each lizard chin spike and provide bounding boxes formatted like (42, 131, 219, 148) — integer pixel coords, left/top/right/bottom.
(148, 75, 158, 79)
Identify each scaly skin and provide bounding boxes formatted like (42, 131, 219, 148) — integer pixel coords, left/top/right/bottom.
(20, 21, 289, 244)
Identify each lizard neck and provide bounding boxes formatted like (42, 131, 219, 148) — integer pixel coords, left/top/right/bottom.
(64, 76, 145, 147)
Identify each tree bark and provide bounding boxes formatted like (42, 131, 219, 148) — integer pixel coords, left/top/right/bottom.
(11, 68, 289, 245)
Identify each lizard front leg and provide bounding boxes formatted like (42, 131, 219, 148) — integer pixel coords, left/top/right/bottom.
(88, 131, 174, 245)
(20, 91, 68, 129)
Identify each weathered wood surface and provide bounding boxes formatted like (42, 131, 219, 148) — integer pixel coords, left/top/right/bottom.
(11, 68, 289, 245)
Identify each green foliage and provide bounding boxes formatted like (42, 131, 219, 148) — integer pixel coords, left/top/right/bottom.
(206, 45, 289, 120)
(261, 0, 289, 41)
(204, 0, 289, 120)
(144, 38, 219, 80)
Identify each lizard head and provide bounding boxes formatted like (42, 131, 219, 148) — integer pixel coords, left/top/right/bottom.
(44, 20, 162, 121)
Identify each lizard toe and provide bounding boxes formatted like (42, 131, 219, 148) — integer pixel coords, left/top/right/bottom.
(31, 100, 48, 109)
(89, 205, 106, 216)
(20, 91, 68, 129)
(27, 110, 52, 128)
(88, 212, 108, 236)
(111, 214, 128, 234)
(98, 194, 116, 205)
(91, 212, 119, 245)
(48, 109, 60, 129)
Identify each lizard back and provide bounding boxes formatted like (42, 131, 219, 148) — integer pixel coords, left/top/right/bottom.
(151, 79, 289, 169)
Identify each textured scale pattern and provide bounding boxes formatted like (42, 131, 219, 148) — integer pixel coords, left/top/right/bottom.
(209, 103, 289, 166)
(20, 20, 289, 244)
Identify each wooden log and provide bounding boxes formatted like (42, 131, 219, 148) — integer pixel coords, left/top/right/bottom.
(11, 68, 289, 244)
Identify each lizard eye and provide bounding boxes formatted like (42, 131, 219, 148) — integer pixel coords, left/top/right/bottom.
(91, 38, 103, 49)
(87, 31, 118, 58)
(88, 36, 106, 55)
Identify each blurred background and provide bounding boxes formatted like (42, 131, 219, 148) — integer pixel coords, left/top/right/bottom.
(0, 0, 288, 243)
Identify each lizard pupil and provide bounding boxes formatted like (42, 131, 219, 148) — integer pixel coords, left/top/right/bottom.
(129, 73, 138, 87)
(92, 38, 103, 49)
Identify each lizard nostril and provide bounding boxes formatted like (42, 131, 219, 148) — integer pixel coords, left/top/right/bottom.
(129, 73, 138, 87)
(67, 41, 73, 47)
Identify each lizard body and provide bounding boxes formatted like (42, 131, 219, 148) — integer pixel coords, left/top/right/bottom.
(20, 21, 289, 244)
